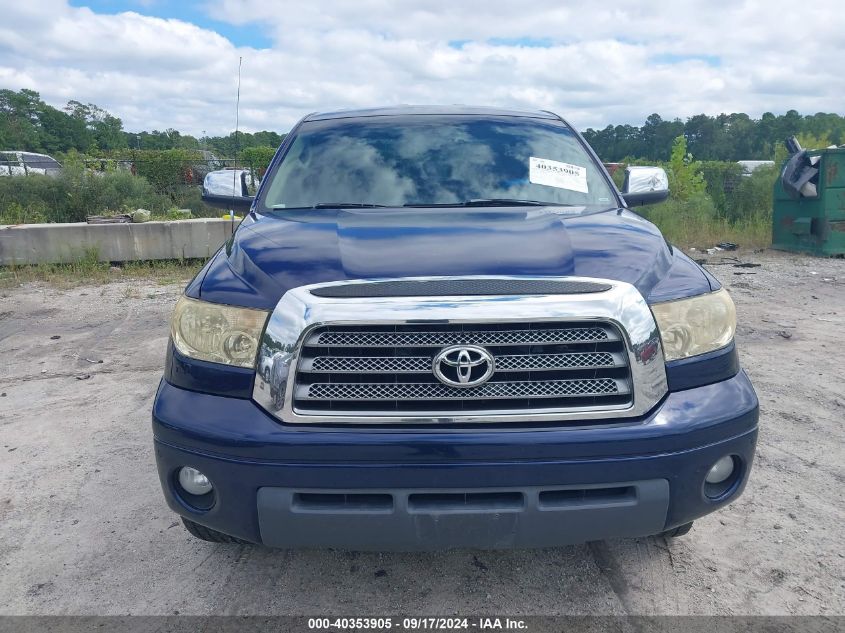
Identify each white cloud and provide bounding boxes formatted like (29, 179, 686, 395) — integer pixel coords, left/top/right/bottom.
(1, 0, 843, 136)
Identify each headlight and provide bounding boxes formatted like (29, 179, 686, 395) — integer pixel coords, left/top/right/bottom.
(651, 288, 736, 361)
(170, 296, 269, 367)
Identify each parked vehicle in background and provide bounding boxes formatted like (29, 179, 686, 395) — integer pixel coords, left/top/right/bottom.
(202, 168, 258, 201)
(157, 106, 758, 550)
(0, 151, 62, 176)
(186, 150, 225, 185)
(737, 160, 774, 176)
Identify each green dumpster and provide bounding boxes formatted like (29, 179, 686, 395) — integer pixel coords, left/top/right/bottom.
(772, 147, 845, 256)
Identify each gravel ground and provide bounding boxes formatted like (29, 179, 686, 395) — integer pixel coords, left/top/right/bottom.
(0, 250, 843, 616)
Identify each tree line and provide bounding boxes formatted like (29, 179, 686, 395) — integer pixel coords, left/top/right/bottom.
(583, 111, 844, 162)
(2, 88, 843, 161)
(0, 89, 283, 157)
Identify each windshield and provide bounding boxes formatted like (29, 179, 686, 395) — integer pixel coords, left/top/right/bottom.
(260, 115, 617, 210)
(23, 153, 61, 169)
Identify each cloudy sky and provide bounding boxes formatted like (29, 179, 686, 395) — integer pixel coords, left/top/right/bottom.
(1, 0, 843, 136)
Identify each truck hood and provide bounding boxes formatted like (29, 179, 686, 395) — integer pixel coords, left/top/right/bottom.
(197, 207, 714, 309)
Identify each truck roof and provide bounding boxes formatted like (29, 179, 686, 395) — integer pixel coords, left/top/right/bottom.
(0, 151, 55, 157)
(305, 105, 560, 122)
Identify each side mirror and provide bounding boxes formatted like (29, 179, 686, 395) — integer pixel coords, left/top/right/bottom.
(622, 166, 670, 206)
(201, 193, 254, 212)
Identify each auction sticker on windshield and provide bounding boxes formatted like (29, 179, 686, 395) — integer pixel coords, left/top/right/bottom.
(529, 156, 588, 193)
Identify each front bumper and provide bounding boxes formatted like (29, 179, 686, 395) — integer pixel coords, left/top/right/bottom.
(152, 371, 758, 550)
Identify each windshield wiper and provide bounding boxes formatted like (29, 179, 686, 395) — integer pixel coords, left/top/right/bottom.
(310, 202, 389, 209)
(271, 203, 389, 209)
(464, 198, 574, 207)
(403, 199, 574, 208)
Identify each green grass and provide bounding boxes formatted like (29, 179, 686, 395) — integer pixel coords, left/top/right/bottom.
(0, 258, 204, 289)
(648, 210, 771, 249)
(0, 167, 221, 225)
(642, 197, 772, 250)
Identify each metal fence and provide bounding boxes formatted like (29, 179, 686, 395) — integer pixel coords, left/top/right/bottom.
(0, 157, 263, 224)
(81, 158, 261, 219)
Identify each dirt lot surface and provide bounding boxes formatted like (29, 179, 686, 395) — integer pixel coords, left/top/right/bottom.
(0, 250, 843, 616)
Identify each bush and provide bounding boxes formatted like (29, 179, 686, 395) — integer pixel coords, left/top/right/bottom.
(130, 149, 204, 195)
(168, 186, 220, 219)
(724, 165, 777, 223)
(644, 141, 774, 247)
(240, 146, 276, 176)
(666, 136, 706, 201)
(699, 161, 744, 215)
(0, 166, 170, 223)
(643, 193, 718, 243)
(642, 192, 770, 249)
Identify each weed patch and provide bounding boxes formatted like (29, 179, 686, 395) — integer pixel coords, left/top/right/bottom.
(0, 258, 203, 289)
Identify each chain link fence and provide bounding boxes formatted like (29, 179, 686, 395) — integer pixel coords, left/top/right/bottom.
(0, 156, 263, 224)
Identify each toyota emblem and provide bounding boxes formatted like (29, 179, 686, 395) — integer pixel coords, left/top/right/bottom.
(432, 345, 495, 388)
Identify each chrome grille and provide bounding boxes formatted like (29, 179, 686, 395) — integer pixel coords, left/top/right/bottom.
(308, 327, 612, 348)
(293, 322, 633, 416)
(302, 378, 625, 401)
(304, 351, 620, 373)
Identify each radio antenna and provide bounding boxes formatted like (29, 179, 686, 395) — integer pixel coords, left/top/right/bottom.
(235, 55, 242, 152)
(229, 56, 243, 227)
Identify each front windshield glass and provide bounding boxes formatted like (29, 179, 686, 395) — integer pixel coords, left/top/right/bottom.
(260, 115, 616, 209)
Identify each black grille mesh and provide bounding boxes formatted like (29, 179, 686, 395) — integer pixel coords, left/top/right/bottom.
(293, 321, 632, 415)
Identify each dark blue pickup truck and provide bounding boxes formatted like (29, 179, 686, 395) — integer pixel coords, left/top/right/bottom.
(153, 106, 758, 549)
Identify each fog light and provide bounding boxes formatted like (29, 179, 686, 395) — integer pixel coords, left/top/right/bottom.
(178, 467, 213, 496)
(705, 455, 735, 484)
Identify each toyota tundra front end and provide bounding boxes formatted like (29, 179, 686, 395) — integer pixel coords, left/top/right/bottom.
(152, 106, 758, 549)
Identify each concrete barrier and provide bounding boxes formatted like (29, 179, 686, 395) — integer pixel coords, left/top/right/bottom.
(0, 218, 236, 265)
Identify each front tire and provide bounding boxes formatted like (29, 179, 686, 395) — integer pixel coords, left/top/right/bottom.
(181, 518, 251, 544)
(660, 521, 694, 538)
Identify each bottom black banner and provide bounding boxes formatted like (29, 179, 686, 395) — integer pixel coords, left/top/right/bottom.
(0, 616, 842, 633)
